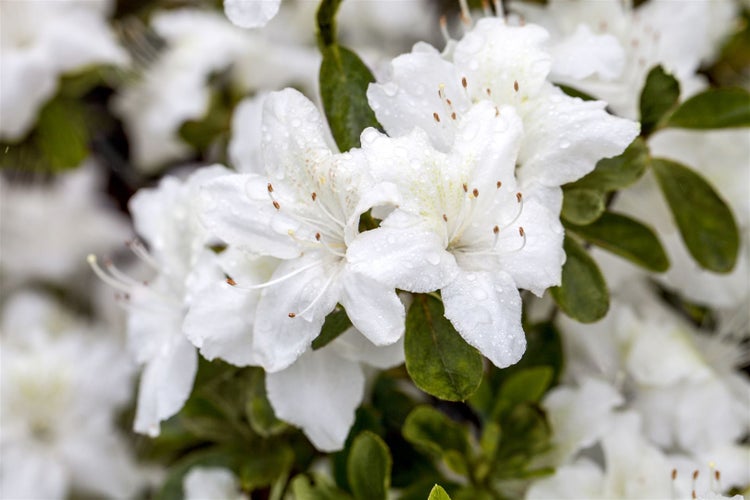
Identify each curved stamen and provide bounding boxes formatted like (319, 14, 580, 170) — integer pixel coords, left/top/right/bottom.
(127, 239, 160, 270)
(229, 260, 321, 290)
(87, 254, 131, 293)
(288, 268, 340, 319)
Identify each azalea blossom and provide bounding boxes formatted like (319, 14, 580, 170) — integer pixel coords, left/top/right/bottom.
(199, 88, 404, 373)
(0, 0, 128, 140)
(89, 166, 230, 436)
(0, 291, 143, 499)
(183, 466, 248, 500)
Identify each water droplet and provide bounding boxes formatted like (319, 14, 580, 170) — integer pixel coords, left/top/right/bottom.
(427, 253, 441, 265)
(383, 82, 399, 97)
(466, 273, 476, 282)
(560, 140, 571, 149)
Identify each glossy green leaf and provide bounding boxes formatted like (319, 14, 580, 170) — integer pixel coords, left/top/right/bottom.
(651, 158, 739, 272)
(499, 367, 553, 407)
(319, 44, 381, 152)
(550, 236, 609, 323)
(565, 211, 670, 272)
(312, 305, 352, 350)
(404, 294, 483, 401)
(667, 87, 750, 129)
(561, 187, 605, 225)
(569, 138, 650, 192)
(347, 431, 392, 500)
(428, 485, 453, 500)
(639, 65, 680, 136)
(316, 0, 343, 47)
(238, 445, 294, 491)
(402, 406, 469, 457)
(36, 97, 89, 171)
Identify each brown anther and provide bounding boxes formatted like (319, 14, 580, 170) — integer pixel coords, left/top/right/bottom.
(267, 183, 274, 192)
(495, 107, 500, 117)
(311, 192, 317, 201)
(516, 192, 523, 202)
(493, 225, 499, 234)
(671, 469, 677, 480)
(433, 112, 441, 123)
(446, 98, 452, 106)
(692, 491, 696, 500)
(442, 213, 448, 222)
(315, 232, 321, 241)
(288, 312, 296, 318)
(486, 88, 492, 96)
(462, 76, 468, 88)
(226, 277, 237, 286)
(693, 470, 699, 480)
(462, 183, 468, 192)
(440, 15, 447, 28)
(472, 188, 479, 197)
(272, 200, 280, 210)
(451, 112, 457, 120)
(519, 226, 525, 237)
(496, 181, 502, 189)
(513, 80, 519, 92)
(715, 470, 721, 481)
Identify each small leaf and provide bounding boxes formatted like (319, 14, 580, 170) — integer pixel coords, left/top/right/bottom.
(569, 138, 650, 192)
(316, 0, 343, 47)
(651, 158, 739, 272)
(565, 211, 670, 272)
(402, 406, 469, 457)
(347, 431, 392, 500)
(319, 44, 381, 152)
(499, 367, 553, 407)
(639, 65, 680, 136)
(290, 473, 352, 500)
(404, 294, 483, 401)
(428, 485, 453, 500)
(550, 236, 609, 323)
(561, 187, 605, 225)
(312, 305, 352, 350)
(667, 87, 750, 129)
(238, 445, 294, 491)
(36, 97, 89, 170)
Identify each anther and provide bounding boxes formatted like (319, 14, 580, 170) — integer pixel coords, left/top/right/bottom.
(451, 112, 457, 120)
(715, 470, 720, 481)
(493, 225, 499, 234)
(315, 232, 321, 241)
(462, 183, 468, 192)
(226, 277, 237, 286)
(311, 192, 317, 201)
(518, 226, 525, 237)
(433, 112, 441, 123)
(671, 469, 677, 480)
(495, 107, 500, 116)
(267, 183, 274, 192)
(486, 88, 492, 96)
(516, 192, 522, 202)
(472, 188, 479, 197)
(288, 312, 296, 318)
(272, 200, 280, 210)
(514, 80, 519, 92)
(496, 181, 502, 189)
(442, 213, 448, 222)
(693, 470, 699, 480)
(462, 77, 468, 88)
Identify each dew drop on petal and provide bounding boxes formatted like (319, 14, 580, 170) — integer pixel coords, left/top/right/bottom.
(383, 82, 399, 97)
(560, 140, 571, 149)
(427, 252, 441, 265)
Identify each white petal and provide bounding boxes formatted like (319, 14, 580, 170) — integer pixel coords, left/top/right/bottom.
(526, 458, 604, 499)
(133, 335, 197, 437)
(0, 446, 69, 500)
(498, 187, 565, 295)
(253, 256, 341, 372)
(347, 217, 459, 293)
(229, 94, 267, 174)
(339, 271, 404, 346)
(518, 86, 640, 187)
(441, 269, 525, 368)
(224, 0, 280, 29)
(266, 347, 365, 452)
(184, 467, 242, 500)
(550, 24, 625, 81)
(331, 327, 405, 369)
(199, 173, 299, 258)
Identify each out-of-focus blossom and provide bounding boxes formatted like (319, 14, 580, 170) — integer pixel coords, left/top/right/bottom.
(0, 291, 142, 499)
(183, 466, 248, 500)
(224, 0, 281, 29)
(0, 0, 127, 140)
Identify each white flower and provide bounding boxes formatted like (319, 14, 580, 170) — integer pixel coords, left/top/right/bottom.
(199, 88, 404, 373)
(89, 166, 230, 436)
(113, 8, 318, 172)
(183, 467, 248, 500)
(0, 291, 142, 499)
(223, 0, 281, 29)
(368, 17, 639, 188)
(0, 161, 131, 288)
(0, 0, 127, 140)
(511, 0, 738, 119)
(350, 101, 563, 368)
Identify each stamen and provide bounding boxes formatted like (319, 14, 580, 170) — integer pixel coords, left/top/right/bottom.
(311, 192, 317, 201)
(462, 76, 468, 89)
(87, 254, 131, 293)
(451, 112, 457, 120)
(485, 88, 492, 96)
(458, 0, 472, 25)
(462, 183, 468, 192)
(433, 112, 441, 123)
(481, 0, 492, 16)
(104, 258, 141, 288)
(472, 188, 479, 198)
(288, 269, 340, 319)
(226, 277, 237, 286)
(493, 0, 503, 17)
(126, 239, 159, 270)
(442, 213, 448, 222)
(516, 192, 522, 202)
(514, 80, 519, 92)
(311, 195, 346, 230)
(496, 181, 502, 189)
(440, 15, 450, 42)
(231, 260, 321, 290)
(272, 200, 280, 210)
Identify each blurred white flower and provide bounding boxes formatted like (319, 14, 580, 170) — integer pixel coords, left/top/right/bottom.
(183, 466, 248, 500)
(0, 0, 127, 140)
(0, 162, 131, 290)
(199, 89, 404, 373)
(223, 0, 281, 29)
(0, 291, 142, 499)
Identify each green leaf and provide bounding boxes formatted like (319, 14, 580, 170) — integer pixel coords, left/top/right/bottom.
(245, 370, 287, 437)
(428, 484, 453, 500)
(498, 367, 553, 407)
(238, 445, 295, 491)
(667, 87, 750, 129)
(550, 236, 609, 323)
(36, 97, 89, 170)
(651, 158, 739, 272)
(402, 406, 469, 457)
(404, 294, 483, 401)
(569, 137, 650, 192)
(639, 65, 680, 136)
(316, 0, 343, 47)
(312, 305, 352, 350)
(319, 44, 381, 152)
(561, 187, 605, 225)
(291, 473, 352, 500)
(347, 431, 392, 500)
(565, 211, 670, 272)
